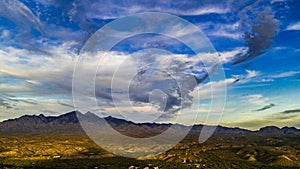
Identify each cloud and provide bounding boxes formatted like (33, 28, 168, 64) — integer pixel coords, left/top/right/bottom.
(198, 22, 242, 40)
(0, 30, 10, 39)
(219, 48, 247, 63)
(91, 50, 208, 116)
(222, 116, 300, 130)
(25, 80, 42, 86)
(285, 22, 300, 31)
(64, 0, 231, 20)
(0, 0, 293, 126)
(195, 47, 247, 64)
(251, 70, 300, 83)
(0, 0, 87, 53)
(270, 70, 300, 78)
(57, 100, 74, 108)
(0, 93, 38, 111)
(222, 109, 300, 130)
(32, 0, 232, 39)
(242, 94, 269, 106)
(0, 0, 43, 32)
(232, 5, 279, 65)
(245, 70, 260, 78)
(0, 98, 74, 120)
(0, 98, 13, 109)
(0, 42, 77, 98)
(0, 41, 224, 120)
(0, 0, 48, 52)
(231, 69, 260, 84)
(178, 6, 230, 15)
(209, 30, 241, 40)
(254, 103, 275, 112)
(193, 78, 234, 100)
(111, 33, 199, 54)
(271, 0, 286, 4)
(280, 108, 300, 114)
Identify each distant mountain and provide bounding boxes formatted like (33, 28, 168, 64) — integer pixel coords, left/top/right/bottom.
(0, 111, 299, 136)
(258, 126, 300, 135)
(0, 111, 84, 134)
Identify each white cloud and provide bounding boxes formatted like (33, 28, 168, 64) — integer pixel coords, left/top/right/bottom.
(242, 94, 269, 106)
(172, 7, 230, 16)
(0, 42, 77, 96)
(199, 22, 242, 40)
(192, 78, 233, 100)
(209, 30, 241, 39)
(193, 47, 247, 65)
(270, 71, 300, 78)
(231, 69, 260, 84)
(219, 48, 247, 63)
(271, 0, 286, 4)
(232, 70, 300, 84)
(286, 22, 300, 31)
(245, 70, 260, 79)
(83, 3, 231, 19)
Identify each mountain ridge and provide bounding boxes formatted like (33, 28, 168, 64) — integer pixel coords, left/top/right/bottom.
(0, 111, 299, 136)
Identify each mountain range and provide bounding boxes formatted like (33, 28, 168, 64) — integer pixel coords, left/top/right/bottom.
(0, 111, 299, 136)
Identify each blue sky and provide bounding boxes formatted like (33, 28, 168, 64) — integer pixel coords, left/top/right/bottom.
(0, 0, 299, 130)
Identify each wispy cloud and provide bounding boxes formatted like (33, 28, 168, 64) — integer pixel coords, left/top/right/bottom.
(269, 71, 300, 78)
(222, 108, 300, 130)
(199, 22, 242, 40)
(0, 0, 42, 32)
(252, 70, 300, 83)
(69, 1, 231, 19)
(219, 48, 247, 63)
(254, 103, 275, 112)
(285, 22, 300, 31)
(0, 42, 76, 98)
(0, 98, 13, 109)
(271, 0, 286, 4)
(234, 69, 300, 84)
(57, 100, 74, 108)
(192, 78, 233, 100)
(195, 47, 249, 65)
(222, 116, 300, 130)
(231, 69, 260, 84)
(280, 108, 300, 114)
(242, 94, 269, 106)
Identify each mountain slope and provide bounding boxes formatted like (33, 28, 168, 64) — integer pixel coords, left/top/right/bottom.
(0, 111, 299, 136)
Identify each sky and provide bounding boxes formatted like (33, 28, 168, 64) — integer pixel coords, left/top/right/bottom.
(0, 0, 299, 130)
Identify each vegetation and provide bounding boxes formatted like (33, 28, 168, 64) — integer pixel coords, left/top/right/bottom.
(0, 133, 299, 168)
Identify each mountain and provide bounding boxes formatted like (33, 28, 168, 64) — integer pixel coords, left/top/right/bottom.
(0, 111, 299, 136)
(258, 126, 300, 135)
(0, 111, 83, 134)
